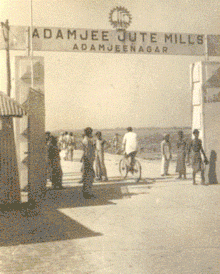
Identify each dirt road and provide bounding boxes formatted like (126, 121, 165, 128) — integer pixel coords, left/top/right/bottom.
(1, 150, 219, 273)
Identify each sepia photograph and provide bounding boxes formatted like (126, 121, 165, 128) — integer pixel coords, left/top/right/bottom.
(0, 0, 220, 273)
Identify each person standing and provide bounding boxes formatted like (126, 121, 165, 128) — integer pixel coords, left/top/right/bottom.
(48, 135, 63, 190)
(161, 134, 172, 176)
(45, 131, 52, 182)
(188, 129, 209, 185)
(176, 130, 187, 179)
(63, 132, 70, 160)
(81, 127, 96, 198)
(69, 132, 76, 161)
(113, 133, 119, 154)
(58, 132, 65, 150)
(66, 132, 76, 161)
(122, 127, 138, 171)
(95, 131, 109, 181)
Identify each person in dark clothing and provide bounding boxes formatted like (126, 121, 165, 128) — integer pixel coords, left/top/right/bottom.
(48, 135, 63, 190)
(81, 127, 96, 199)
(188, 129, 209, 185)
(46, 131, 52, 181)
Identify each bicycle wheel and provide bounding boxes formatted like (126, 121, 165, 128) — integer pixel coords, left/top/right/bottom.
(119, 158, 128, 179)
(132, 159, 142, 182)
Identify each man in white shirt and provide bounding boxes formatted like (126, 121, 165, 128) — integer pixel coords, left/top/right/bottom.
(58, 132, 65, 150)
(122, 127, 138, 171)
(161, 134, 172, 176)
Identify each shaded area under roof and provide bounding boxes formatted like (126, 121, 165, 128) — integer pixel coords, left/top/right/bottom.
(204, 67, 220, 88)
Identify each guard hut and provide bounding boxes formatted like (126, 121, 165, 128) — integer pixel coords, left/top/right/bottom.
(0, 91, 26, 205)
(190, 61, 220, 184)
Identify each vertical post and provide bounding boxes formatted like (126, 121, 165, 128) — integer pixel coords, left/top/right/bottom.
(204, 35, 210, 152)
(30, 0, 34, 89)
(28, 0, 34, 204)
(26, 27, 30, 56)
(201, 63, 207, 153)
(205, 35, 209, 62)
(1, 20, 11, 96)
(6, 20, 11, 96)
(0, 20, 21, 204)
(204, 35, 210, 153)
(190, 63, 195, 134)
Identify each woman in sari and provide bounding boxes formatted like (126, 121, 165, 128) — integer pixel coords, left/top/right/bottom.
(48, 136, 63, 190)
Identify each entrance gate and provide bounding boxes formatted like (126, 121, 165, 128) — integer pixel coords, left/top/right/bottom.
(0, 22, 220, 203)
(191, 61, 220, 184)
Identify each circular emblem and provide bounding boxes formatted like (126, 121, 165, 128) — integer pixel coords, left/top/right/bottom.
(109, 6, 132, 30)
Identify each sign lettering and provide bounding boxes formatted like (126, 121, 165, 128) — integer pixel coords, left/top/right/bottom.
(0, 26, 219, 56)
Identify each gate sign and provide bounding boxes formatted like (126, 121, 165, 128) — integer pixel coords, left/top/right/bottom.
(0, 25, 219, 56)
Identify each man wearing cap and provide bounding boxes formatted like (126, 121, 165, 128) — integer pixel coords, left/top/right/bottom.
(122, 127, 138, 171)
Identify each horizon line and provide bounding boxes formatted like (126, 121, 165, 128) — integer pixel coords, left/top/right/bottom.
(48, 125, 192, 132)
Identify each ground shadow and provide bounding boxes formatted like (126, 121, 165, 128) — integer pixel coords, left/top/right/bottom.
(1, 170, 200, 248)
(208, 150, 219, 184)
(0, 206, 102, 247)
(41, 180, 144, 210)
(0, 179, 148, 247)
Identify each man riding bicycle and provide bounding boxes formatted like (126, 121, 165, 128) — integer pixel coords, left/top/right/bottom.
(122, 127, 138, 172)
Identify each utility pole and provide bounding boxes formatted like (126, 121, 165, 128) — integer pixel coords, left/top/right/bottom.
(1, 19, 11, 97)
(0, 20, 21, 205)
(205, 34, 209, 62)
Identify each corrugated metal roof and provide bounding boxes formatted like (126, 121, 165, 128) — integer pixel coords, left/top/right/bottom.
(0, 91, 26, 117)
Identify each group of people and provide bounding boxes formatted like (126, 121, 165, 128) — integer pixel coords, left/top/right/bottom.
(161, 129, 209, 185)
(58, 132, 76, 161)
(45, 127, 116, 196)
(80, 126, 137, 198)
(45, 126, 209, 197)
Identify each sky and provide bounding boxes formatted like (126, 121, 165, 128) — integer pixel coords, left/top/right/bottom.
(0, 0, 220, 131)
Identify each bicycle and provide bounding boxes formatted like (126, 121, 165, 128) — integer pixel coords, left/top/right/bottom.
(119, 154, 142, 182)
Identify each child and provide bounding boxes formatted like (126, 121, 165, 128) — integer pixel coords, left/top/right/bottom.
(188, 129, 209, 185)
